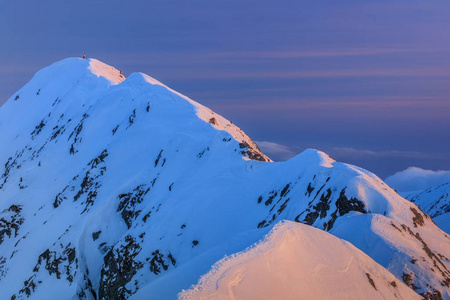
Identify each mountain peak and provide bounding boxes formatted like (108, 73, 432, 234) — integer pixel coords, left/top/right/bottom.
(37, 57, 125, 87)
(289, 148, 335, 167)
(2, 57, 270, 162)
(87, 58, 126, 85)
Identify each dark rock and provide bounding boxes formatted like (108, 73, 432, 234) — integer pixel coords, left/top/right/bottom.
(410, 207, 425, 227)
(149, 250, 169, 275)
(99, 235, 143, 299)
(280, 183, 291, 198)
(365, 273, 377, 290)
(128, 109, 136, 127)
(264, 191, 277, 206)
(92, 231, 102, 241)
(0, 205, 24, 245)
(68, 114, 89, 154)
(112, 125, 119, 135)
(117, 185, 150, 228)
(209, 118, 217, 125)
(402, 272, 419, 290)
(421, 290, 443, 300)
(306, 182, 314, 196)
(154, 150, 163, 167)
(31, 119, 46, 140)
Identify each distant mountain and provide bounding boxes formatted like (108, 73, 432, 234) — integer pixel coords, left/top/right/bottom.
(405, 183, 450, 233)
(179, 221, 421, 300)
(0, 58, 448, 299)
(434, 214, 450, 235)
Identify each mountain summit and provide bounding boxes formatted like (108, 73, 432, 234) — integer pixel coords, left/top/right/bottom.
(0, 58, 449, 299)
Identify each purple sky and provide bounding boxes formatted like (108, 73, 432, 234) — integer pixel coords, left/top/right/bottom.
(1, 0, 449, 178)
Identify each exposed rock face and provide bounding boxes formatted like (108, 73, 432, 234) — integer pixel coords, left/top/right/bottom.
(99, 236, 143, 299)
(0, 205, 24, 245)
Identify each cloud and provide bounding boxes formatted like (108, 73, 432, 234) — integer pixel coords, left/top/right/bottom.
(385, 167, 450, 192)
(208, 48, 439, 59)
(211, 97, 450, 113)
(156, 68, 450, 80)
(331, 147, 450, 160)
(256, 141, 297, 161)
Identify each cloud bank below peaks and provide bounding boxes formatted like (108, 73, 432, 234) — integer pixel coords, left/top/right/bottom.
(385, 167, 450, 193)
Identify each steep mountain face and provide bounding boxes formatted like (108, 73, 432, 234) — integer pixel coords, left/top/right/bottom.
(405, 183, 450, 218)
(179, 221, 421, 300)
(405, 183, 450, 234)
(0, 58, 449, 300)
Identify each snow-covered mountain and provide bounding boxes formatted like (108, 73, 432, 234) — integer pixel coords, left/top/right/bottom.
(405, 183, 450, 234)
(179, 221, 421, 300)
(405, 183, 450, 218)
(0, 58, 449, 299)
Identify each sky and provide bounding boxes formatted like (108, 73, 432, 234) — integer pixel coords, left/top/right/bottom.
(0, 0, 449, 178)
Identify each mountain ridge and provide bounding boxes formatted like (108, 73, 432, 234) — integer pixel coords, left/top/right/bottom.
(0, 58, 449, 299)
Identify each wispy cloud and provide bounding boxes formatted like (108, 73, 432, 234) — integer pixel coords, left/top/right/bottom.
(331, 147, 450, 161)
(179, 68, 450, 80)
(109, 47, 447, 64)
(208, 48, 442, 59)
(211, 96, 450, 113)
(125, 64, 450, 80)
(256, 141, 297, 161)
(255, 144, 450, 169)
(87, 49, 450, 81)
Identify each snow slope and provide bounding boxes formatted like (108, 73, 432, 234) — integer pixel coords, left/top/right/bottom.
(0, 58, 449, 299)
(179, 221, 420, 300)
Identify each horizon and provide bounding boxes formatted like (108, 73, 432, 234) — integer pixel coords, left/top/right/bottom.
(1, 0, 449, 178)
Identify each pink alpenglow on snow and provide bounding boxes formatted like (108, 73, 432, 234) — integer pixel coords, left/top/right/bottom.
(179, 221, 420, 300)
